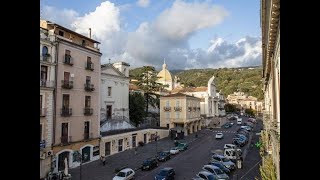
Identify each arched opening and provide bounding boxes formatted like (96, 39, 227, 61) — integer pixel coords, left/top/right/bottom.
(42, 46, 48, 56)
(82, 146, 91, 163)
(58, 151, 70, 171)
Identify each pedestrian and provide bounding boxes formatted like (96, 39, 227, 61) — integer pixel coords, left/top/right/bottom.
(101, 155, 106, 166)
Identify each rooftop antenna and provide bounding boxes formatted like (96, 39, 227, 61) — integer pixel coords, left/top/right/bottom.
(109, 58, 111, 64)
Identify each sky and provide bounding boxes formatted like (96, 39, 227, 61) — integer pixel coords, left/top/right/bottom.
(41, 0, 262, 70)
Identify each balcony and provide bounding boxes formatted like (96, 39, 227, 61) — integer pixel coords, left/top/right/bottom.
(188, 107, 192, 112)
(84, 107, 93, 116)
(197, 107, 201, 111)
(64, 55, 73, 65)
(193, 107, 197, 111)
(85, 62, 94, 71)
(61, 108, 72, 116)
(61, 136, 72, 145)
(169, 118, 185, 123)
(84, 83, 95, 91)
(83, 132, 93, 141)
(40, 108, 47, 117)
(163, 106, 171, 111)
(174, 107, 182, 112)
(40, 80, 55, 88)
(61, 80, 73, 89)
(40, 54, 53, 63)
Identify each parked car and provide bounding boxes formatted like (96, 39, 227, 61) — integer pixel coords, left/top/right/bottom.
(141, 158, 158, 170)
(211, 154, 236, 170)
(196, 171, 216, 180)
(237, 118, 242, 125)
(176, 142, 188, 151)
(202, 165, 229, 179)
(237, 130, 249, 137)
(243, 122, 254, 128)
(208, 161, 231, 174)
(170, 147, 179, 155)
(222, 123, 231, 129)
(240, 126, 251, 131)
(232, 138, 246, 147)
(157, 151, 171, 162)
(234, 134, 248, 143)
(155, 167, 175, 180)
(113, 168, 135, 180)
(215, 133, 224, 139)
(248, 118, 256, 123)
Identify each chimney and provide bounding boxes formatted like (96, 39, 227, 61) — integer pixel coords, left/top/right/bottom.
(89, 28, 91, 38)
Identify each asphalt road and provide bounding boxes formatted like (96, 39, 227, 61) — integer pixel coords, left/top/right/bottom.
(135, 116, 250, 180)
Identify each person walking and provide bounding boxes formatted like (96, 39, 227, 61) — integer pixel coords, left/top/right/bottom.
(101, 155, 106, 166)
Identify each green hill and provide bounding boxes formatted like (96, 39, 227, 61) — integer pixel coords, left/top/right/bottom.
(129, 66, 264, 100)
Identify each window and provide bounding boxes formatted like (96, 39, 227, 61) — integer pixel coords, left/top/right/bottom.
(84, 121, 90, 139)
(85, 96, 91, 108)
(165, 112, 170, 119)
(42, 46, 48, 56)
(40, 124, 43, 141)
(86, 76, 91, 84)
(166, 100, 169, 107)
(176, 100, 180, 107)
(82, 40, 86, 46)
(64, 72, 70, 82)
(41, 66, 48, 81)
(62, 94, 70, 108)
(124, 68, 126, 74)
(166, 124, 169, 128)
(65, 50, 70, 55)
(108, 87, 112, 96)
(61, 123, 68, 137)
(175, 111, 180, 119)
(199, 174, 206, 179)
(40, 95, 43, 108)
(118, 139, 123, 152)
(59, 30, 64, 36)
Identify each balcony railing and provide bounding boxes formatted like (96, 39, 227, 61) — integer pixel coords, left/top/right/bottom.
(64, 55, 73, 65)
(40, 80, 55, 88)
(83, 132, 93, 140)
(85, 62, 94, 71)
(61, 80, 73, 89)
(40, 108, 47, 117)
(163, 107, 171, 111)
(84, 83, 95, 91)
(40, 54, 53, 63)
(61, 108, 72, 116)
(84, 107, 93, 116)
(169, 118, 185, 123)
(61, 136, 72, 145)
(193, 107, 197, 111)
(174, 107, 182, 111)
(188, 107, 192, 112)
(197, 107, 201, 111)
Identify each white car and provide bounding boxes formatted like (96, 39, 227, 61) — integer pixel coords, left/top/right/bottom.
(170, 147, 179, 155)
(224, 144, 236, 149)
(113, 168, 135, 180)
(240, 126, 251, 131)
(215, 133, 224, 139)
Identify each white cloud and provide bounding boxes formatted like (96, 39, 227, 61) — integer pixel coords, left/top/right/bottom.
(137, 0, 150, 8)
(41, 0, 261, 70)
(41, 6, 79, 28)
(154, 0, 228, 40)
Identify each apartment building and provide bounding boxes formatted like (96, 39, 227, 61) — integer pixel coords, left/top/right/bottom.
(40, 20, 102, 172)
(40, 27, 56, 179)
(261, 0, 280, 179)
(160, 93, 202, 138)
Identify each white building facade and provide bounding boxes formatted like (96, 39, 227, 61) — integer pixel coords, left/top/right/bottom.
(100, 62, 130, 122)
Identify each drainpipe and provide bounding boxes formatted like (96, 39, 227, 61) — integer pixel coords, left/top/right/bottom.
(53, 38, 59, 146)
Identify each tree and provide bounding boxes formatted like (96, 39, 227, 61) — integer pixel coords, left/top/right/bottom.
(224, 104, 236, 113)
(245, 108, 256, 116)
(129, 92, 146, 126)
(134, 66, 167, 117)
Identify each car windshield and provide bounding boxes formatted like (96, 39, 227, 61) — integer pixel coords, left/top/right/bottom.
(222, 158, 230, 162)
(116, 172, 126, 177)
(158, 170, 169, 176)
(215, 168, 224, 175)
(207, 174, 216, 180)
(159, 152, 166, 156)
(143, 160, 151, 165)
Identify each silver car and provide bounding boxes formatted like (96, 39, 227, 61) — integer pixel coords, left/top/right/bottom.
(211, 154, 236, 170)
(202, 165, 229, 179)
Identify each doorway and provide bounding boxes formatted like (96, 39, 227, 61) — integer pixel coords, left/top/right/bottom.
(58, 151, 69, 171)
(106, 105, 112, 119)
(82, 146, 91, 163)
(143, 134, 147, 143)
(105, 142, 111, 156)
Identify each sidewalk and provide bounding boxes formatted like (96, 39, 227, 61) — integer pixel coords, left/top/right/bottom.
(69, 129, 208, 180)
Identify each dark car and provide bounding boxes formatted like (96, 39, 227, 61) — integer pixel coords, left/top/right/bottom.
(141, 158, 158, 170)
(232, 138, 246, 147)
(155, 167, 175, 180)
(237, 130, 249, 137)
(176, 142, 188, 151)
(208, 161, 231, 174)
(234, 134, 248, 143)
(222, 123, 231, 129)
(157, 151, 171, 162)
